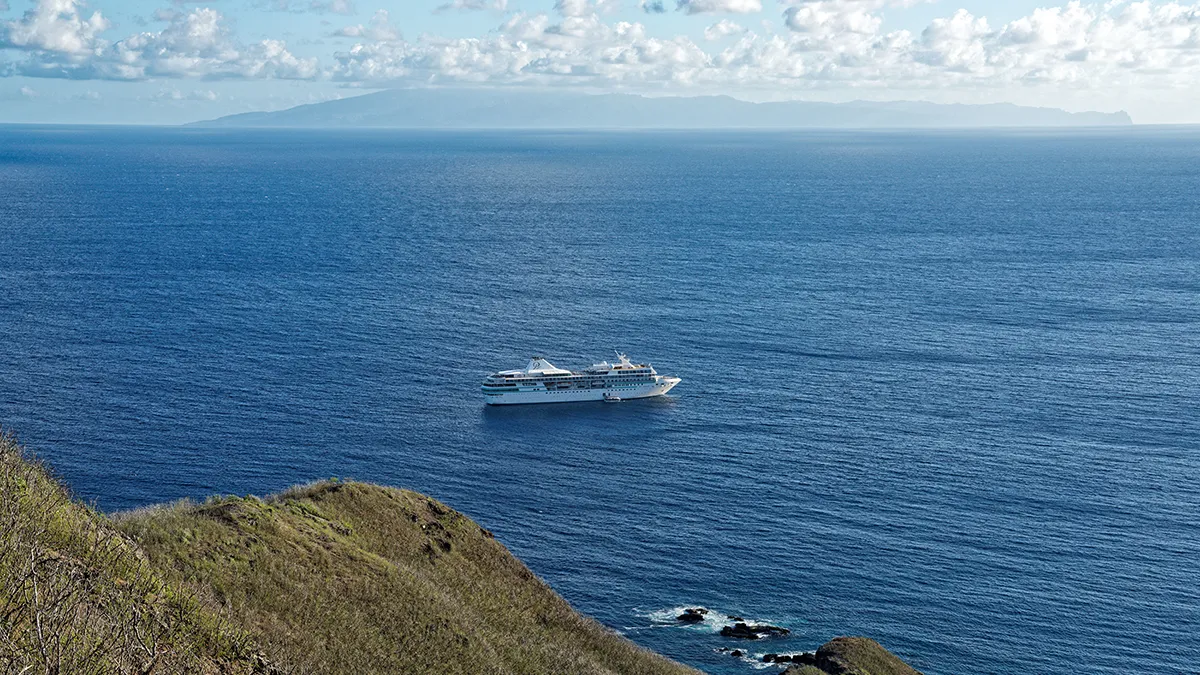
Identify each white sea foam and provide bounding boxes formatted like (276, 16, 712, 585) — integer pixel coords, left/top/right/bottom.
(714, 649, 784, 670)
(637, 605, 785, 635)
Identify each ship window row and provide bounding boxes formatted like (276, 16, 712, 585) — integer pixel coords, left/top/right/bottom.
(499, 376, 651, 383)
(492, 380, 648, 387)
(504, 371, 650, 381)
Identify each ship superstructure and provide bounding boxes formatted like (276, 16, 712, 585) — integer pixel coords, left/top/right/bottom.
(481, 353, 681, 405)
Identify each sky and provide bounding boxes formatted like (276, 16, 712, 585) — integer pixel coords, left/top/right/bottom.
(1, 0, 1199, 124)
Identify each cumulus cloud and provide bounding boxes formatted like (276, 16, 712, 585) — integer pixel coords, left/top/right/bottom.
(327, 0, 1200, 94)
(20, 84, 37, 96)
(704, 18, 747, 39)
(0, 0, 110, 53)
(676, 0, 762, 14)
(1, 0, 317, 80)
(639, 0, 666, 12)
(783, 1, 882, 37)
(5, 0, 1200, 104)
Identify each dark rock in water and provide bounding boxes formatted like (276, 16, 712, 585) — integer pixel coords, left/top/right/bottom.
(791, 652, 818, 666)
(720, 623, 759, 639)
(763, 653, 779, 663)
(775, 654, 793, 663)
(727, 615, 744, 621)
(720, 622, 791, 639)
(677, 608, 708, 623)
(730, 649, 744, 657)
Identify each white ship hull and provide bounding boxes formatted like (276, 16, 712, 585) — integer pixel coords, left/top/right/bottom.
(485, 377, 681, 406)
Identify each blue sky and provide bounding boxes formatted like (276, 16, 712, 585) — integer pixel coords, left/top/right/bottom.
(3, 0, 1200, 124)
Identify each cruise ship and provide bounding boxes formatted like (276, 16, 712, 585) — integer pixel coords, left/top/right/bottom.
(481, 353, 681, 405)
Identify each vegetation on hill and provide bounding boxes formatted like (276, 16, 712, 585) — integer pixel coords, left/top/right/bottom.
(2, 431, 921, 675)
(783, 637, 922, 675)
(114, 479, 698, 675)
(0, 432, 268, 674)
(0, 433, 694, 674)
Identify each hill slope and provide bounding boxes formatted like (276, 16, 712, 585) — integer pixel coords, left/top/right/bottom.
(2, 432, 924, 674)
(114, 480, 697, 675)
(0, 433, 269, 674)
(192, 89, 1133, 129)
(0, 433, 694, 674)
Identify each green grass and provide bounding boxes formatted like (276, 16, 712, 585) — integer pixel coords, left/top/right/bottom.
(113, 479, 698, 674)
(785, 637, 923, 675)
(0, 431, 269, 674)
(3, 429, 918, 675)
(1, 432, 694, 674)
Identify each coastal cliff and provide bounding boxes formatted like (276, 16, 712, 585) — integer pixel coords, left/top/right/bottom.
(1, 433, 920, 674)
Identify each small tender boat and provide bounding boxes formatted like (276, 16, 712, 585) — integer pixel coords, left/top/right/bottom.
(604, 394, 622, 403)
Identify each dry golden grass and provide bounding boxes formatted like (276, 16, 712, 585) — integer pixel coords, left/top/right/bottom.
(2, 430, 919, 675)
(2, 430, 695, 674)
(0, 431, 269, 675)
(114, 479, 699, 675)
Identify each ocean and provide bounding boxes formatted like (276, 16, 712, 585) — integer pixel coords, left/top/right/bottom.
(1, 126, 1197, 674)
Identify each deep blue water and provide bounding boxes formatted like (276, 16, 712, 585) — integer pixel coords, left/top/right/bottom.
(2, 126, 1199, 675)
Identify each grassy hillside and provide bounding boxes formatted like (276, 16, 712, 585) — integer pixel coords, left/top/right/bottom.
(2, 431, 920, 675)
(0, 432, 693, 674)
(0, 432, 269, 674)
(114, 480, 698, 675)
(784, 637, 923, 675)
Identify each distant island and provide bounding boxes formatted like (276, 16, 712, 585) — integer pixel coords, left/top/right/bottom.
(1, 433, 923, 674)
(192, 89, 1132, 130)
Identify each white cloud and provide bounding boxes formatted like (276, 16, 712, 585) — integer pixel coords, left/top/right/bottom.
(19, 84, 36, 96)
(676, 0, 762, 14)
(704, 18, 747, 39)
(333, 9, 399, 41)
(0, 0, 110, 54)
(3, 0, 1200, 111)
(783, 1, 883, 37)
(3, 0, 318, 80)
(326, 0, 1200, 96)
(0, 0, 10, 11)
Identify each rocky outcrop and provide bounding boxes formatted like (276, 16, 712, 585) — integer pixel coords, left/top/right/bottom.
(720, 622, 791, 639)
(764, 652, 813, 664)
(782, 637, 922, 675)
(677, 608, 708, 623)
